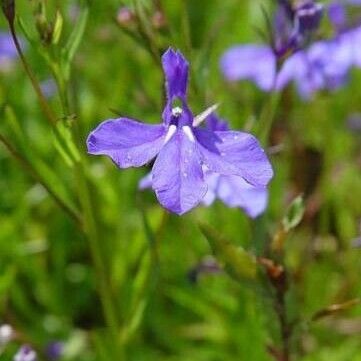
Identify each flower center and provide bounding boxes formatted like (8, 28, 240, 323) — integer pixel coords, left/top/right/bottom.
(171, 106, 183, 117)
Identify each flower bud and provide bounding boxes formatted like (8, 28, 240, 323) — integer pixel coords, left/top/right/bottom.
(294, 0, 323, 35)
(151, 10, 167, 29)
(116, 6, 135, 27)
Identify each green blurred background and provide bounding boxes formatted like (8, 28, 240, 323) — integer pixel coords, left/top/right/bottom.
(0, 0, 360, 360)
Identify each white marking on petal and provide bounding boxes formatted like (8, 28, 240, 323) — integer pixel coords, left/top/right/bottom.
(164, 124, 177, 144)
(172, 106, 183, 117)
(182, 125, 195, 142)
(193, 103, 219, 127)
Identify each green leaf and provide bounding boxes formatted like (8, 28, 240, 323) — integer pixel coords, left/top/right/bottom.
(52, 10, 63, 45)
(61, 4, 89, 79)
(52, 121, 81, 168)
(282, 195, 305, 232)
(199, 223, 257, 282)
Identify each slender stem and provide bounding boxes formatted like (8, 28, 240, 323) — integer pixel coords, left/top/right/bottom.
(274, 284, 291, 361)
(74, 161, 120, 341)
(180, 0, 192, 55)
(8, 22, 57, 127)
(133, 0, 161, 65)
(8, 13, 120, 352)
(0, 133, 82, 225)
(258, 61, 282, 146)
(258, 90, 280, 146)
(54, 55, 121, 355)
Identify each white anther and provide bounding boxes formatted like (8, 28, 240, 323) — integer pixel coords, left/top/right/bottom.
(182, 126, 195, 142)
(164, 124, 177, 144)
(193, 103, 219, 127)
(172, 106, 183, 117)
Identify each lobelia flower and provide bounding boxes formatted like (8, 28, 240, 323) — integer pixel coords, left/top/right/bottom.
(87, 48, 273, 215)
(13, 345, 37, 361)
(45, 341, 64, 361)
(327, 0, 361, 67)
(139, 114, 269, 218)
(221, 0, 361, 99)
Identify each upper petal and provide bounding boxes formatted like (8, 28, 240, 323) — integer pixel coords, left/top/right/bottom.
(202, 171, 220, 206)
(162, 48, 189, 100)
(195, 129, 273, 187)
(217, 175, 269, 218)
(87, 118, 166, 168)
(220, 45, 276, 91)
(152, 129, 207, 215)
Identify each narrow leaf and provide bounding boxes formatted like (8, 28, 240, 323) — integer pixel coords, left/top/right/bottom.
(199, 223, 257, 282)
(282, 195, 305, 232)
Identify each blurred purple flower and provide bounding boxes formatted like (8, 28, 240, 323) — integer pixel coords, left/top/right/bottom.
(328, 0, 361, 31)
(88, 48, 273, 215)
(221, 45, 276, 90)
(139, 114, 270, 218)
(220, 1, 360, 100)
(276, 34, 353, 98)
(45, 341, 64, 361)
(13, 345, 37, 361)
(347, 113, 361, 132)
(0, 31, 17, 69)
(40, 78, 57, 99)
(188, 256, 222, 283)
(294, 0, 323, 35)
(220, 1, 334, 98)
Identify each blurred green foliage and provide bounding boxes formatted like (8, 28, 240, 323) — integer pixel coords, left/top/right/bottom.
(0, 0, 360, 360)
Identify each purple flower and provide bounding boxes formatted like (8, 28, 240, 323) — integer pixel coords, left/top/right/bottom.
(221, 45, 276, 90)
(328, 0, 361, 31)
(201, 115, 269, 218)
(276, 34, 353, 98)
(88, 48, 273, 215)
(140, 114, 269, 218)
(294, 0, 324, 35)
(45, 341, 64, 360)
(0, 31, 17, 65)
(13, 345, 37, 361)
(221, 25, 354, 99)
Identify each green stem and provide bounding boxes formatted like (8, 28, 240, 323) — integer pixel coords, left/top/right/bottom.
(8, 22, 57, 127)
(74, 161, 120, 341)
(180, 0, 192, 55)
(54, 55, 121, 356)
(8, 12, 121, 353)
(133, 0, 161, 65)
(258, 90, 280, 146)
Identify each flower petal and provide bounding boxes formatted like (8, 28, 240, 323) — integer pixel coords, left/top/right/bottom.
(202, 172, 220, 206)
(152, 130, 207, 215)
(0, 32, 18, 59)
(162, 48, 189, 100)
(195, 129, 273, 187)
(220, 45, 276, 91)
(217, 175, 268, 218)
(138, 172, 152, 190)
(87, 118, 166, 168)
